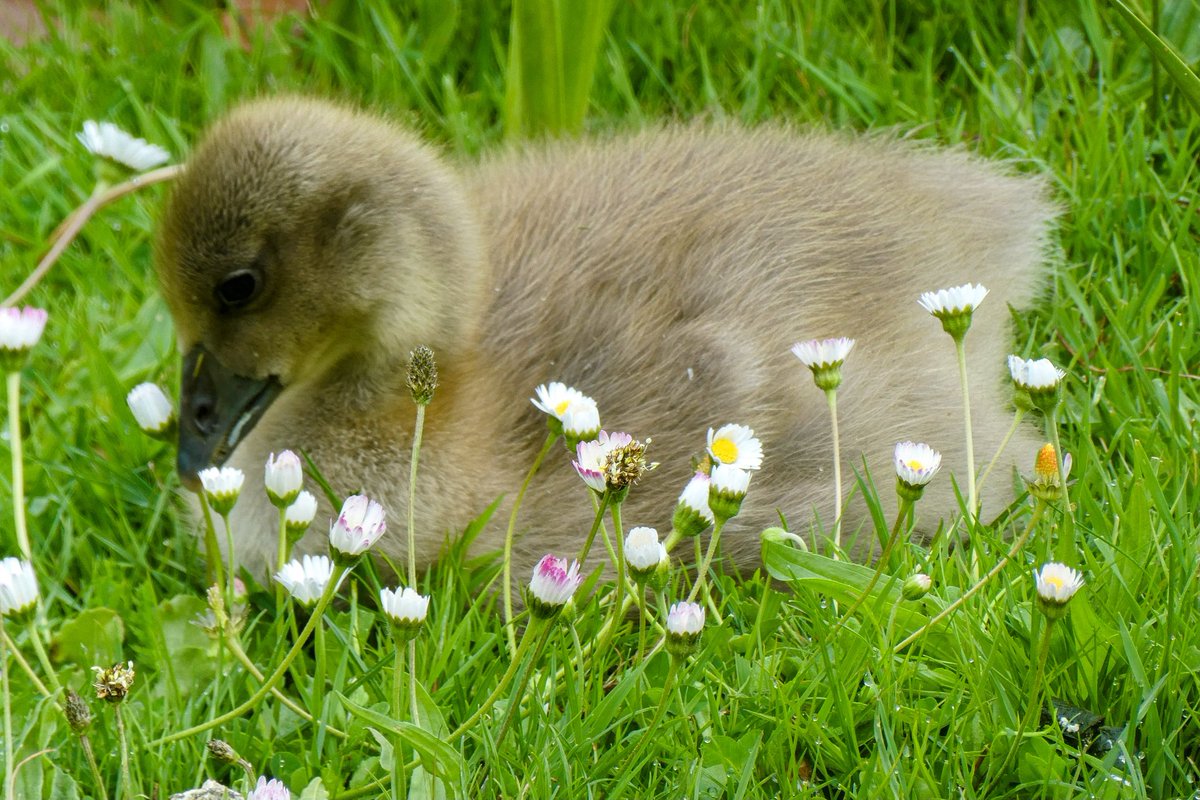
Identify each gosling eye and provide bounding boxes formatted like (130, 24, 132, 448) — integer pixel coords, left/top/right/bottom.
(214, 268, 263, 313)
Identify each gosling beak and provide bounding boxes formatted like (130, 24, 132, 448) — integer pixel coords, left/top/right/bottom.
(177, 345, 282, 490)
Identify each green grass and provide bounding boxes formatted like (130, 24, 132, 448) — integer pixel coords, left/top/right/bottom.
(2, 0, 1199, 797)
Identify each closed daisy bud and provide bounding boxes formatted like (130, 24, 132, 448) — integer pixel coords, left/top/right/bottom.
(791, 337, 855, 391)
(0, 557, 39, 619)
(126, 382, 175, 439)
(1008, 355, 1066, 413)
(893, 441, 942, 503)
(63, 688, 92, 735)
(1033, 562, 1084, 620)
(624, 526, 667, 584)
(284, 490, 319, 540)
(406, 345, 438, 406)
(198, 466, 244, 516)
(1025, 444, 1071, 503)
(328, 494, 387, 562)
(92, 661, 135, 704)
(673, 471, 715, 538)
(572, 430, 631, 494)
(561, 398, 601, 445)
(918, 283, 988, 340)
(77, 120, 170, 171)
(526, 554, 583, 620)
(902, 573, 932, 601)
(265, 450, 303, 508)
(708, 464, 750, 522)
(665, 601, 705, 658)
(0, 306, 48, 372)
(275, 554, 334, 606)
(247, 776, 292, 800)
(380, 586, 430, 641)
(706, 424, 763, 471)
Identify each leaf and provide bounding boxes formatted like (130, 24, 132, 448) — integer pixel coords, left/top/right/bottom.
(298, 777, 329, 800)
(50, 607, 125, 666)
(1109, 0, 1200, 115)
(336, 692, 465, 786)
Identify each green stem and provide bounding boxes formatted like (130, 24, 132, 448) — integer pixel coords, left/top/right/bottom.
(448, 618, 545, 741)
(602, 503, 628, 645)
(148, 563, 348, 747)
(995, 617, 1055, 782)
(834, 498, 912, 629)
(954, 336, 978, 520)
(407, 639, 418, 725)
(313, 616, 327, 733)
(825, 387, 843, 555)
(495, 625, 554, 747)
(223, 631, 345, 738)
(893, 500, 1048, 653)
(1, 629, 49, 697)
(504, 431, 558, 657)
(198, 494, 224, 590)
(687, 518, 727, 603)
(222, 512, 236, 615)
(7, 372, 30, 562)
(407, 404, 426, 588)
(275, 505, 289, 610)
(114, 704, 135, 800)
(617, 657, 679, 777)
(25, 617, 61, 694)
(391, 645, 406, 800)
(77, 732, 108, 800)
(976, 410, 1024, 500)
(1, 616, 13, 800)
(1048, 411, 1076, 564)
(662, 527, 682, 554)
(576, 490, 611, 566)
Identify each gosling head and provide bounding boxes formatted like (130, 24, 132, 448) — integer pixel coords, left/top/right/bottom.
(156, 97, 485, 488)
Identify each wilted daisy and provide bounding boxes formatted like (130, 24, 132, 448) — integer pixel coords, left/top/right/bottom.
(791, 337, 855, 391)
(572, 430, 632, 494)
(665, 601, 705, 658)
(126, 382, 175, 438)
(1008, 355, 1066, 413)
(246, 776, 292, 800)
(893, 441, 942, 502)
(265, 450, 303, 508)
(0, 306, 48, 371)
(92, 661, 136, 703)
(1026, 443, 1072, 503)
(527, 554, 582, 619)
(0, 557, 38, 618)
(328, 494, 387, 561)
(602, 435, 655, 499)
(198, 466, 244, 516)
(902, 573, 932, 601)
(708, 463, 751, 522)
(624, 526, 668, 583)
(706, 424, 763, 471)
(918, 283, 988, 339)
(673, 470, 715, 538)
(77, 120, 170, 171)
(1033, 562, 1084, 620)
(284, 490, 319, 537)
(275, 554, 334, 606)
(380, 586, 430, 641)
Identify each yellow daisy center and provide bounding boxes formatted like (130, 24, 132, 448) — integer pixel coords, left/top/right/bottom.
(1034, 443, 1057, 479)
(711, 438, 739, 464)
(1045, 575, 1064, 589)
(906, 459, 925, 470)
(554, 400, 571, 416)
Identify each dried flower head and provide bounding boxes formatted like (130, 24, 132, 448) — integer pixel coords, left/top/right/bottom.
(1026, 443, 1071, 503)
(406, 345, 438, 406)
(92, 661, 136, 703)
(572, 430, 632, 494)
(602, 435, 656, 499)
(64, 688, 92, 734)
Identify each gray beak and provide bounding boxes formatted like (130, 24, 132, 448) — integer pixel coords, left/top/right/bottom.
(177, 345, 282, 490)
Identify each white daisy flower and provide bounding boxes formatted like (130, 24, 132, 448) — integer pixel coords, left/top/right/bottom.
(379, 586, 430, 640)
(706, 424, 763, 470)
(284, 490, 319, 535)
(791, 337, 855, 369)
(918, 283, 989, 316)
(527, 554, 583, 619)
(126, 382, 174, 437)
(265, 450, 303, 508)
(665, 600, 705, 658)
(624, 526, 667, 577)
(0, 306, 48, 371)
(708, 463, 751, 521)
(1033, 562, 1084, 620)
(198, 466, 244, 516)
(328, 494, 387, 560)
(0, 557, 39, 617)
(561, 398, 601, 442)
(673, 470, 715, 538)
(893, 441, 942, 499)
(572, 430, 632, 493)
(77, 120, 170, 171)
(246, 776, 292, 800)
(531, 382, 591, 421)
(274, 554, 334, 606)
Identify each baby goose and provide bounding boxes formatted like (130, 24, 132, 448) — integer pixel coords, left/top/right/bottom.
(156, 97, 1055, 577)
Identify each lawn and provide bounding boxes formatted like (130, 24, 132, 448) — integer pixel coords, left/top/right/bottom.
(0, 1, 1198, 798)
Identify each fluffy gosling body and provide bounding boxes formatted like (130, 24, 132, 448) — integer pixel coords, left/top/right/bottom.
(156, 97, 1055, 576)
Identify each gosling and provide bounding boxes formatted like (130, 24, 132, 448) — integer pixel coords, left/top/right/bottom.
(155, 96, 1055, 578)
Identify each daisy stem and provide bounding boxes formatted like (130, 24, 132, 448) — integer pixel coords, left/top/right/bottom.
(893, 500, 1048, 654)
(25, 617, 61, 694)
(954, 335, 979, 521)
(602, 502, 628, 643)
(114, 703, 135, 800)
(976, 410, 1025, 500)
(1047, 410, 1076, 564)
(1, 616, 13, 800)
(996, 617, 1056, 781)
(222, 512, 236, 615)
(198, 493, 224, 590)
(313, 614, 327, 732)
(576, 490, 611, 566)
(391, 644, 407, 800)
(662, 527, 683, 554)
(618, 656, 679, 777)
(407, 639, 418, 726)
(503, 431, 558, 658)
(7, 371, 30, 562)
(687, 518, 727, 605)
(222, 631, 345, 738)
(448, 617, 545, 741)
(833, 498, 912, 629)
(274, 505, 289, 610)
(147, 562, 348, 747)
(495, 623, 554, 747)
(1, 629, 49, 698)
(825, 387, 843, 556)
